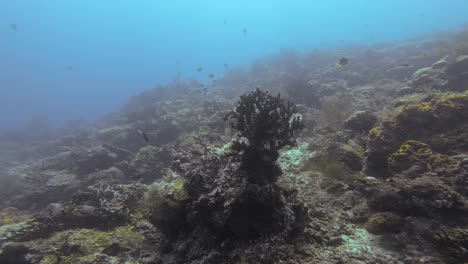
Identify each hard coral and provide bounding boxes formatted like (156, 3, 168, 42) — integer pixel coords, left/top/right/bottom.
(388, 140, 447, 176)
(143, 175, 189, 241)
(225, 88, 304, 184)
(344, 110, 378, 134)
(365, 91, 468, 177)
(407, 55, 468, 92)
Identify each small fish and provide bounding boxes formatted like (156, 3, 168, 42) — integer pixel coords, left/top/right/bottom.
(200, 84, 205, 87)
(401, 63, 411, 67)
(224, 63, 229, 69)
(336, 57, 349, 67)
(10, 23, 17, 31)
(66, 65, 73, 71)
(197, 67, 203, 72)
(208, 74, 214, 79)
(223, 18, 227, 25)
(242, 28, 247, 35)
(137, 129, 149, 143)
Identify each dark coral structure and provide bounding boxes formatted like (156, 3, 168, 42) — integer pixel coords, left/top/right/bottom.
(225, 88, 304, 184)
(149, 89, 309, 259)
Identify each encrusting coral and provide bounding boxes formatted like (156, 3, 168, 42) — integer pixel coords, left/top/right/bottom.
(365, 91, 468, 177)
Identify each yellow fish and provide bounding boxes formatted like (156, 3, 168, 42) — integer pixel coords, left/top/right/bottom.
(336, 57, 349, 67)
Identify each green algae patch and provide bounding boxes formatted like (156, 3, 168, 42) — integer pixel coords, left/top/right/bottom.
(340, 228, 373, 254)
(392, 93, 431, 109)
(132, 145, 159, 162)
(69, 229, 115, 255)
(0, 220, 34, 245)
(394, 92, 468, 122)
(70, 226, 143, 254)
(412, 66, 432, 77)
(368, 126, 383, 140)
(39, 254, 59, 264)
(32, 225, 144, 264)
(0, 207, 27, 227)
(142, 171, 189, 240)
(97, 124, 132, 135)
(455, 55, 468, 63)
(177, 134, 197, 149)
(149, 170, 189, 202)
(278, 142, 314, 173)
(1, 218, 15, 225)
(211, 142, 231, 156)
(366, 91, 468, 177)
(388, 140, 447, 175)
(368, 121, 398, 141)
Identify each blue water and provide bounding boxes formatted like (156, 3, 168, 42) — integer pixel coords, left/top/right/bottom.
(1, 0, 467, 132)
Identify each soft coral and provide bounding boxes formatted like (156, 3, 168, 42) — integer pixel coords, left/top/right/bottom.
(225, 88, 304, 184)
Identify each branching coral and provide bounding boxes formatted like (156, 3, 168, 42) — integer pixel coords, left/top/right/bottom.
(224, 88, 304, 184)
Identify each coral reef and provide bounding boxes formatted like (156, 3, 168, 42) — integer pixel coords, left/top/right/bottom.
(2, 30, 468, 263)
(128, 146, 175, 183)
(365, 91, 468, 177)
(364, 212, 404, 235)
(143, 173, 189, 241)
(132, 89, 308, 263)
(344, 110, 378, 134)
(408, 55, 468, 92)
(316, 93, 355, 131)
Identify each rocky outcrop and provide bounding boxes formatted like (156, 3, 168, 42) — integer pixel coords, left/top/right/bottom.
(364, 149, 468, 262)
(172, 153, 306, 262)
(141, 123, 308, 262)
(364, 91, 468, 177)
(364, 212, 404, 235)
(4, 144, 131, 210)
(74, 145, 129, 174)
(344, 110, 378, 134)
(128, 146, 175, 183)
(408, 55, 468, 92)
(362, 91, 468, 263)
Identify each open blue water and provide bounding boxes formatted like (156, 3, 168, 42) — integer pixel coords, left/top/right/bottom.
(1, 0, 467, 132)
